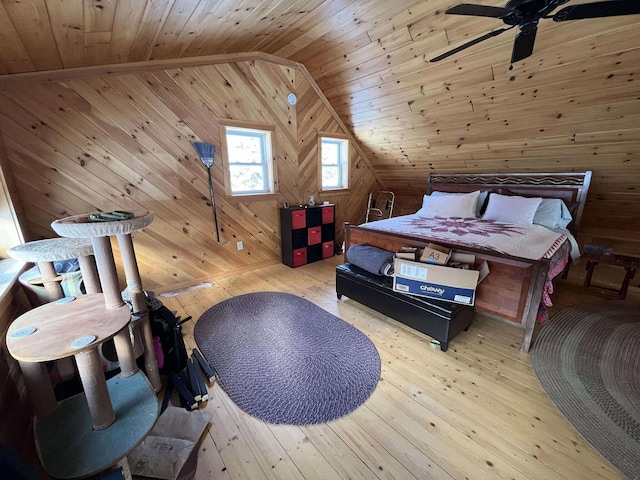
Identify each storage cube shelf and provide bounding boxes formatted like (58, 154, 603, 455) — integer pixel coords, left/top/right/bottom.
(281, 204, 335, 268)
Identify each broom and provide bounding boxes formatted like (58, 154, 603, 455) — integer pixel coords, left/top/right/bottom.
(192, 142, 220, 243)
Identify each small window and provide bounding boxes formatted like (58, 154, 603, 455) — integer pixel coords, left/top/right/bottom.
(0, 169, 24, 257)
(223, 125, 274, 196)
(319, 135, 349, 190)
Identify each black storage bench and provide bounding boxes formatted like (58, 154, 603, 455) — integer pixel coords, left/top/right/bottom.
(336, 263, 474, 351)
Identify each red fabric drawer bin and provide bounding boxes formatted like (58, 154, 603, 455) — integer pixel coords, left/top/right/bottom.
(293, 248, 307, 267)
(308, 227, 321, 245)
(322, 241, 334, 259)
(291, 210, 306, 230)
(321, 206, 334, 224)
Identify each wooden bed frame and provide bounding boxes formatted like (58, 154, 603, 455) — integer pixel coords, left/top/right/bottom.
(344, 171, 592, 352)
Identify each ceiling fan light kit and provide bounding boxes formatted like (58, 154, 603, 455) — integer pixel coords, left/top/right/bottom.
(430, 0, 640, 64)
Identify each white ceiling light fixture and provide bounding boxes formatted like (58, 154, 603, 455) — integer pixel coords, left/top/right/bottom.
(287, 93, 297, 105)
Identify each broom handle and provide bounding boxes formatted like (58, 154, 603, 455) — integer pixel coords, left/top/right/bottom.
(207, 166, 220, 242)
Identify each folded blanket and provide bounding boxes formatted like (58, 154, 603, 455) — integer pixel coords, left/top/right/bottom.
(346, 243, 395, 276)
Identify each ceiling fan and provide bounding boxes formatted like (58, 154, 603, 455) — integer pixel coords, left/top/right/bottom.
(430, 0, 640, 63)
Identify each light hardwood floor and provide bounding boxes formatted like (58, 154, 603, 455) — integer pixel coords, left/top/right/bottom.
(159, 255, 632, 480)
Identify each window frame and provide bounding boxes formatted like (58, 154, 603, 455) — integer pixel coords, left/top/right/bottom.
(0, 158, 24, 258)
(220, 120, 277, 198)
(318, 133, 350, 192)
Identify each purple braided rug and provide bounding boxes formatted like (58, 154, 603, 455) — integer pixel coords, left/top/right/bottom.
(194, 292, 380, 425)
(531, 300, 640, 479)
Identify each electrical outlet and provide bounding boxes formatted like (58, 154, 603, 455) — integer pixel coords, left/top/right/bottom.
(237, 241, 243, 251)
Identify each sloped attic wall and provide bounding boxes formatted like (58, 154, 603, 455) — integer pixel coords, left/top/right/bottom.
(0, 57, 379, 290)
(295, 70, 380, 225)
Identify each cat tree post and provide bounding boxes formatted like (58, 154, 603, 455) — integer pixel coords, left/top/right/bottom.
(117, 233, 160, 391)
(90, 235, 138, 378)
(74, 347, 116, 430)
(17, 360, 58, 419)
(77, 253, 101, 294)
(36, 261, 63, 303)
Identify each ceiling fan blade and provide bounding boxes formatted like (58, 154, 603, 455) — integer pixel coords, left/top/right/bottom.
(511, 26, 537, 63)
(553, 1, 640, 21)
(430, 28, 510, 62)
(446, 3, 512, 18)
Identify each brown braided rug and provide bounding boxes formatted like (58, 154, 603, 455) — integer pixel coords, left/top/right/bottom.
(531, 300, 640, 479)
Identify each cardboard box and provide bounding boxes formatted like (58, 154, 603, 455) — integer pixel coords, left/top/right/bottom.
(396, 246, 421, 261)
(419, 243, 451, 265)
(393, 256, 489, 306)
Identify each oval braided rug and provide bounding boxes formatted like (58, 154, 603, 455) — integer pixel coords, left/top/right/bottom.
(194, 292, 380, 425)
(531, 300, 640, 479)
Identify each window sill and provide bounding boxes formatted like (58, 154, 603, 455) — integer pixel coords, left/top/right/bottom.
(225, 192, 280, 203)
(0, 258, 28, 306)
(319, 189, 351, 197)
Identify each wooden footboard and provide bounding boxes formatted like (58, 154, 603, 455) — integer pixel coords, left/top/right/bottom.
(344, 223, 550, 352)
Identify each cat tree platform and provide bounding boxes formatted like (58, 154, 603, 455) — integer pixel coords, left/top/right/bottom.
(7, 293, 159, 478)
(35, 372, 157, 479)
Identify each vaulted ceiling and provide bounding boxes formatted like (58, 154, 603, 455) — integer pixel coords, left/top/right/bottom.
(0, 0, 638, 232)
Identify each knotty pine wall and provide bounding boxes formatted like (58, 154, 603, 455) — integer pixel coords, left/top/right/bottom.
(0, 58, 379, 291)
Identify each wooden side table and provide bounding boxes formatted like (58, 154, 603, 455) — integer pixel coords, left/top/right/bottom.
(583, 251, 640, 300)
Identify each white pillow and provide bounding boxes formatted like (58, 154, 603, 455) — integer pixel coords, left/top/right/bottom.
(558, 200, 573, 229)
(431, 190, 489, 217)
(533, 198, 573, 229)
(416, 190, 479, 218)
(482, 193, 542, 225)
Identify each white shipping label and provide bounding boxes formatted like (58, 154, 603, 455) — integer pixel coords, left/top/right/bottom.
(399, 262, 428, 281)
(454, 295, 472, 304)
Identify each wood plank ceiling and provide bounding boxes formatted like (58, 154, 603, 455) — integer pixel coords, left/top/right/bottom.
(0, 0, 638, 234)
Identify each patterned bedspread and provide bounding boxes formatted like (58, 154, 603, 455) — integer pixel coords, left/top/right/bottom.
(360, 214, 567, 260)
(360, 214, 571, 324)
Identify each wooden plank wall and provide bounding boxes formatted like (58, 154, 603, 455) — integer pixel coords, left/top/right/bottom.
(295, 70, 381, 233)
(0, 59, 378, 291)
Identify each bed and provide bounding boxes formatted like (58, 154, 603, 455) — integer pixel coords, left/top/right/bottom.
(343, 171, 592, 352)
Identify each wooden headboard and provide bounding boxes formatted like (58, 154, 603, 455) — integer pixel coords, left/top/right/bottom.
(427, 171, 592, 234)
